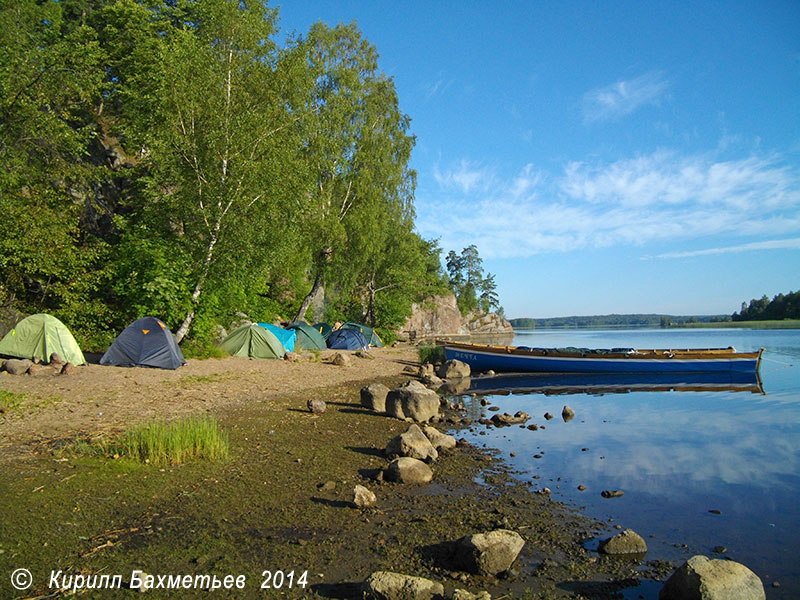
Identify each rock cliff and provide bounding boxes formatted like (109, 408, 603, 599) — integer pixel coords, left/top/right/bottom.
(399, 294, 514, 343)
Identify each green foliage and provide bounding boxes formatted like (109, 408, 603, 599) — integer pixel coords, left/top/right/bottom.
(417, 344, 444, 365)
(0, 0, 453, 345)
(180, 338, 228, 360)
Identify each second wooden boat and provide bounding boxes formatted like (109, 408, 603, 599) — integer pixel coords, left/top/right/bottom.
(440, 341, 763, 374)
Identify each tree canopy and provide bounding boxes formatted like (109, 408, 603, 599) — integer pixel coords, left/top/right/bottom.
(732, 290, 800, 321)
(0, 0, 447, 348)
(445, 245, 502, 316)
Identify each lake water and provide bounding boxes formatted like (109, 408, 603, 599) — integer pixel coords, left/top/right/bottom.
(448, 328, 800, 599)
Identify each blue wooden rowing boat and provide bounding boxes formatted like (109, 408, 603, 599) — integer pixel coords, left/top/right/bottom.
(440, 341, 763, 374)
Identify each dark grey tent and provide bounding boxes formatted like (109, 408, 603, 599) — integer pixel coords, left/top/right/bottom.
(100, 317, 186, 369)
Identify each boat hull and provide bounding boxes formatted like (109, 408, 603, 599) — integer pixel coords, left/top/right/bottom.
(442, 343, 763, 374)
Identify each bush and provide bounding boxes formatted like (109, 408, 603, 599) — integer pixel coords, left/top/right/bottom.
(180, 338, 229, 359)
(417, 344, 444, 365)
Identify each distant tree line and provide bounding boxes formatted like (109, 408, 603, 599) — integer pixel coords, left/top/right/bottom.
(509, 314, 730, 329)
(732, 290, 800, 321)
(0, 0, 451, 349)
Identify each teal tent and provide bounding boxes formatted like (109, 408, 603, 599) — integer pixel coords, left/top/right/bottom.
(221, 324, 285, 359)
(287, 322, 326, 351)
(313, 322, 333, 339)
(257, 323, 296, 353)
(0, 314, 86, 365)
(341, 322, 384, 347)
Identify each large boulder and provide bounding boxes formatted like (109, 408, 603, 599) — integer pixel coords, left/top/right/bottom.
(4, 358, 32, 375)
(423, 426, 457, 452)
(439, 377, 472, 395)
(598, 529, 647, 555)
(437, 359, 471, 379)
(361, 383, 390, 413)
(385, 380, 440, 422)
(385, 424, 439, 462)
(362, 571, 444, 600)
(659, 555, 765, 600)
(384, 457, 434, 485)
(457, 529, 525, 576)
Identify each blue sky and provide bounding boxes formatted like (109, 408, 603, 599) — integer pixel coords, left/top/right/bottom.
(276, 1, 800, 319)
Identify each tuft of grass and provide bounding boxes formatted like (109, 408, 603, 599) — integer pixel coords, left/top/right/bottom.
(70, 415, 229, 466)
(0, 388, 26, 412)
(417, 344, 444, 365)
(174, 373, 229, 386)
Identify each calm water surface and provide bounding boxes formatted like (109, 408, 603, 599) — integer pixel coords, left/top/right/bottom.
(449, 328, 800, 599)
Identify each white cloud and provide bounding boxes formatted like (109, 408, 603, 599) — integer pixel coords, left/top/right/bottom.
(582, 72, 669, 123)
(652, 237, 800, 259)
(417, 150, 800, 260)
(432, 159, 494, 195)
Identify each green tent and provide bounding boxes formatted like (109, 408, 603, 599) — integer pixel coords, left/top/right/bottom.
(0, 313, 86, 365)
(220, 323, 285, 359)
(341, 322, 384, 347)
(313, 322, 333, 339)
(287, 322, 327, 351)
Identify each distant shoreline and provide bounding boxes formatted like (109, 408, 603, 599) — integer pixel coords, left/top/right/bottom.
(512, 319, 800, 331)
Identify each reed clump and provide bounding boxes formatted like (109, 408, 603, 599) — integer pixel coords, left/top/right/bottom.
(75, 415, 229, 466)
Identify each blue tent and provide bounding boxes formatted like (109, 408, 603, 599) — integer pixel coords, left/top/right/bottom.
(341, 322, 384, 347)
(327, 328, 369, 350)
(257, 323, 296, 353)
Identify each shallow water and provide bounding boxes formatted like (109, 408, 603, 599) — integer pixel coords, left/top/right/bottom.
(449, 328, 800, 599)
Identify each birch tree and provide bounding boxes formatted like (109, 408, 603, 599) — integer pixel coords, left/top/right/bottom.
(291, 22, 405, 322)
(125, 0, 297, 342)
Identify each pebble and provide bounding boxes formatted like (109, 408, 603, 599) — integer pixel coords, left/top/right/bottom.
(708, 509, 722, 514)
(544, 412, 553, 420)
(577, 485, 586, 491)
(713, 546, 727, 554)
(601, 490, 624, 498)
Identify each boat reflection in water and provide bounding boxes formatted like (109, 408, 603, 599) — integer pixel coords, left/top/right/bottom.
(465, 370, 764, 396)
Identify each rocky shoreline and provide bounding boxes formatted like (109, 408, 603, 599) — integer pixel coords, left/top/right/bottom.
(0, 349, 768, 599)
